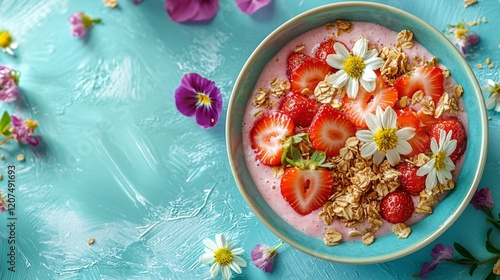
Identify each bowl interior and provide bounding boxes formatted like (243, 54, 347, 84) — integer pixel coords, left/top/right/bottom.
(226, 2, 487, 263)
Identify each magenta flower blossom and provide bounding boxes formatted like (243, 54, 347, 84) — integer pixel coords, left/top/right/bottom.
(11, 115, 40, 146)
(471, 187, 495, 210)
(235, 0, 272, 14)
(447, 22, 479, 55)
(174, 73, 222, 129)
(0, 190, 7, 213)
(69, 12, 101, 38)
(164, 0, 219, 23)
(251, 241, 283, 273)
(419, 244, 454, 278)
(0, 66, 20, 103)
(134, 0, 142, 3)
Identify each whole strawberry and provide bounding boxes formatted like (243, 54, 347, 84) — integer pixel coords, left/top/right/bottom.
(429, 118, 467, 161)
(380, 189, 414, 224)
(279, 92, 319, 128)
(396, 162, 426, 196)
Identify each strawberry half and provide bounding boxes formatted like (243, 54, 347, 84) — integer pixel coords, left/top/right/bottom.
(343, 75, 398, 128)
(396, 109, 430, 157)
(394, 66, 444, 105)
(308, 105, 356, 157)
(289, 56, 333, 94)
(279, 92, 320, 128)
(396, 162, 426, 196)
(286, 52, 314, 77)
(380, 189, 414, 223)
(429, 118, 467, 161)
(280, 167, 334, 215)
(314, 40, 336, 61)
(250, 112, 295, 166)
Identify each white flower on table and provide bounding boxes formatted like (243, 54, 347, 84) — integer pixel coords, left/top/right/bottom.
(483, 79, 500, 112)
(356, 106, 415, 166)
(417, 130, 457, 190)
(326, 37, 384, 99)
(199, 233, 247, 279)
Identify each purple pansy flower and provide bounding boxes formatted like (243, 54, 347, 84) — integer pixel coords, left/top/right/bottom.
(419, 244, 454, 278)
(164, 0, 219, 23)
(11, 115, 40, 146)
(251, 241, 283, 273)
(0, 66, 20, 103)
(174, 73, 222, 129)
(69, 12, 101, 38)
(235, 0, 272, 14)
(471, 187, 495, 210)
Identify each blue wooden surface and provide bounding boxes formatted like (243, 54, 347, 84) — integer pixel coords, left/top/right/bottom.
(0, 0, 498, 279)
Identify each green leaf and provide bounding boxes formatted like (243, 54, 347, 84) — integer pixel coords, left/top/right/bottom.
(486, 228, 500, 254)
(0, 111, 11, 134)
(454, 242, 477, 261)
(469, 264, 478, 276)
(484, 270, 497, 280)
(291, 146, 302, 163)
(311, 151, 326, 164)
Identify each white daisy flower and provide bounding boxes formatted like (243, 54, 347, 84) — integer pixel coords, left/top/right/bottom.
(199, 233, 247, 280)
(417, 130, 457, 190)
(0, 30, 17, 56)
(483, 79, 500, 112)
(326, 37, 384, 99)
(356, 106, 416, 166)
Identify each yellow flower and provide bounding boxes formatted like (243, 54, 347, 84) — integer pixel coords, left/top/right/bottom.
(0, 30, 18, 56)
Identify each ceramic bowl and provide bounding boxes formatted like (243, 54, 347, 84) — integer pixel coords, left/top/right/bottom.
(226, 2, 487, 263)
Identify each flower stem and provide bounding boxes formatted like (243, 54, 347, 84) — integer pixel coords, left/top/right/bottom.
(0, 135, 13, 146)
(449, 255, 499, 266)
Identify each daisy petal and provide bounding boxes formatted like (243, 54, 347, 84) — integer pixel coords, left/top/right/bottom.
(233, 255, 247, 267)
(216, 234, 227, 248)
(360, 141, 378, 158)
(203, 238, 218, 251)
(373, 150, 386, 165)
(396, 127, 416, 140)
(362, 48, 379, 60)
(327, 71, 349, 88)
(326, 54, 345, 69)
(211, 263, 220, 279)
(425, 171, 437, 190)
(356, 130, 374, 142)
(346, 78, 359, 99)
(200, 252, 215, 264)
(396, 140, 413, 155)
(221, 265, 232, 280)
(352, 37, 367, 57)
(359, 76, 376, 92)
(364, 56, 384, 70)
(333, 42, 350, 59)
(231, 247, 245, 255)
(386, 149, 401, 166)
(229, 262, 242, 274)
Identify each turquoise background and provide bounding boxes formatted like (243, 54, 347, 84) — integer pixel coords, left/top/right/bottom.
(0, 0, 498, 279)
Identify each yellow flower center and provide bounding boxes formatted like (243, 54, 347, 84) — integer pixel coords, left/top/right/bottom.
(373, 127, 398, 153)
(25, 119, 38, 132)
(214, 248, 233, 266)
(433, 150, 447, 170)
(197, 93, 211, 106)
(455, 28, 468, 39)
(492, 84, 500, 96)
(343, 56, 365, 79)
(0, 30, 12, 48)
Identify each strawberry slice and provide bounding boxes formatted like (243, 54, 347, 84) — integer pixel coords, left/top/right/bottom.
(279, 92, 320, 128)
(396, 162, 426, 196)
(250, 112, 295, 166)
(394, 66, 444, 105)
(429, 118, 467, 161)
(308, 105, 356, 157)
(280, 167, 334, 215)
(416, 110, 443, 133)
(286, 52, 314, 77)
(314, 40, 336, 61)
(343, 75, 398, 128)
(396, 109, 430, 157)
(289, 56, 333, 95)
(380, 189, 414, 223)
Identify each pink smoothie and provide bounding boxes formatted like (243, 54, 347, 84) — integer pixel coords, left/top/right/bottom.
(241, 22, 467, 241)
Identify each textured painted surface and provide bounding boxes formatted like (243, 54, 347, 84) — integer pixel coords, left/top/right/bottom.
(0, 0, 498, 279)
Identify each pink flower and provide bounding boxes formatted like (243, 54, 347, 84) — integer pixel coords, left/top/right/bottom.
(251, 241, 283, 273)
(471, 187, 495, 210)
(0, 66, 20, 103)
(419, 244, 454, 278)
(164, 0, 219, 23)
(69, 12, 101, 38)
(235, 0, 272, 14)
(134, 0, 142, 3)
(11, 115, 40, 146)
